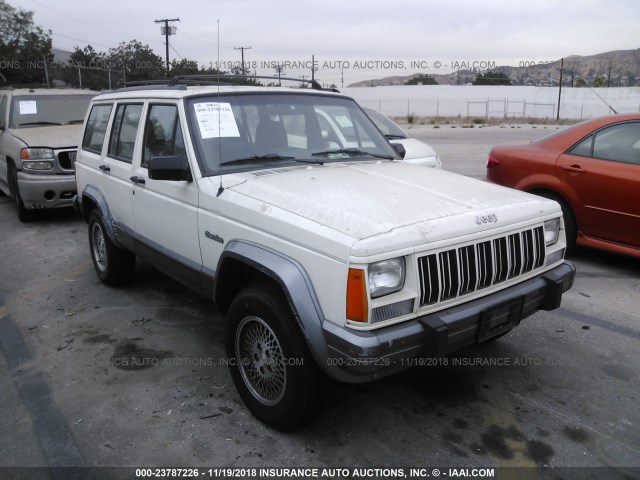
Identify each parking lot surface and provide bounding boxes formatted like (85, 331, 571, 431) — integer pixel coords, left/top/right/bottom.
(1, 125, 639, 479)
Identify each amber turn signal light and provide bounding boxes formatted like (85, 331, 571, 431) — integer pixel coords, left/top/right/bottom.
(346, 268, 368, 323)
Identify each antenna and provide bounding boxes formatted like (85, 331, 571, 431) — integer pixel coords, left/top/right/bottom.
(216, 19, 224, 197)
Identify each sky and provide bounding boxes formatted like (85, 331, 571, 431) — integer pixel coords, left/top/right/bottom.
(9, 0, 640, 86)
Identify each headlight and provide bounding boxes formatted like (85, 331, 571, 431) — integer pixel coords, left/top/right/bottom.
(544, 218, 560, 246)
(23, 160, 54, 171)
(368, 258, 405, 298)
(21, 148, 54, 160)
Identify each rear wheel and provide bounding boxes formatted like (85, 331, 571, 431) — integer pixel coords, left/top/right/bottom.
(226, 282, 327, 430)
(88, 210, 135, 285)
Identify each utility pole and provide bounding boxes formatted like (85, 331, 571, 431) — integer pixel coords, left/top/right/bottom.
(557, 57, 564, 120)
(155, 18, 180, 76)
(234, 46, 251, 76)
(274, 63, 284, 86)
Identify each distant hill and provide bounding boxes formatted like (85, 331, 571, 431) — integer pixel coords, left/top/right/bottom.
(347, 48, 640, 87)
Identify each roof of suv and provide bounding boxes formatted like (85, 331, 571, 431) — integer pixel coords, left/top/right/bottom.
(92, 85, 343, 102)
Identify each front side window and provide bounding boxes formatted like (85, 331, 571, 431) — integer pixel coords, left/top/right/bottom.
(9, 94, 94, 129)
(142, 104, 186, 168)
(82, 104, 113, 154)
(186, 93, 398, 176)
(108, 103, 143, 163)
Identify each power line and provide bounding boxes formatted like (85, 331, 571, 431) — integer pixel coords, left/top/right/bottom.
(23, 0, 160, 48)
(169, 44, 184, 61)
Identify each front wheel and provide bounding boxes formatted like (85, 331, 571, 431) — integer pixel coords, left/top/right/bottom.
(534, 192, 577, 251)
(226, 282, 327, 430)
(8, 162, 35, 222)
(88, 210, 135, 286)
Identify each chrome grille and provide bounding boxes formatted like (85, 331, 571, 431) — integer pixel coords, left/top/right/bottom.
(57, 150, 77, 171)
(418, 226, 545, 306)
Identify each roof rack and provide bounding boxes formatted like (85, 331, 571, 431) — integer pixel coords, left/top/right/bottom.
(114, 74, 337, 92)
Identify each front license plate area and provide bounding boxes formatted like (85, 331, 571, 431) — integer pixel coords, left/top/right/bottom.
(477, 297, 524, 342)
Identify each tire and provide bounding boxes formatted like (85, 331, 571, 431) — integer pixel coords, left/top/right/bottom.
(8, 162, 35, 222)
(535, 191, 577, 251)
(88, 210, 135, 286)
(15, 182, 35, 222)
(226, 282, 327, 430)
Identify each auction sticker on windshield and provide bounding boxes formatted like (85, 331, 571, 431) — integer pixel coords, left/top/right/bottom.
(19, 101, 38, 115)
(194, 102, 240, 138)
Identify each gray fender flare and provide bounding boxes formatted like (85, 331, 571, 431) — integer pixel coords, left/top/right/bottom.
(79, 185, 122, 248)
(215, 240, 331, 371)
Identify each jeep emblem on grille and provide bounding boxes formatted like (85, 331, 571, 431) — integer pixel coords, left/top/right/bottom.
(475, 214, 498, 225)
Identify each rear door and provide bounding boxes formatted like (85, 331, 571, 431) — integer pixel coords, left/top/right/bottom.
(557, 121, 640, 248)
(100, 102, 143, 229)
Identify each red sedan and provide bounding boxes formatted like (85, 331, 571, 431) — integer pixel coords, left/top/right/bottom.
(487, 114, 640, 258)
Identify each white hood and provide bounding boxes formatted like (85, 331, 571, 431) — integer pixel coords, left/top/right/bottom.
(9, 124, 83, 148)
(391, 137, 437, 159)
(225, 161, 559, 256)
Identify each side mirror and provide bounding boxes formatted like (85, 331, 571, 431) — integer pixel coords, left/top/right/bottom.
(393, 143, 406, 159)
(148, 156, 192, 181)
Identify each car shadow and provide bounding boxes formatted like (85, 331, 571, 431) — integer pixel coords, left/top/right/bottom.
(566, 246, 640, 273)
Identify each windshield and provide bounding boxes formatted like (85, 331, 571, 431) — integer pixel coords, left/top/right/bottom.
(364, 108, 408, 139)
(10, 94, 94, 128)
(186, 92, 399, 175)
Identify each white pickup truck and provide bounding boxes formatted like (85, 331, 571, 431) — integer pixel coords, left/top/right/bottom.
(74, 78, 575, 430)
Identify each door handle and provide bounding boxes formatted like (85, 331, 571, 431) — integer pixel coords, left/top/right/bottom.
(561, 165, 586, 174)
(98, 164, 110, 172)
(130, 176, 146, 185)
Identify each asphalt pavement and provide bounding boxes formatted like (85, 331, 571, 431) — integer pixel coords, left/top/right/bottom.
(0, 125, 638, 479)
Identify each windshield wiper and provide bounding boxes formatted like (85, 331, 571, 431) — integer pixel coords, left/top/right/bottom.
(222, 153, 295, 166)
(311, 148, 394, 160)
(293, 159, 325, 165)
(384, 134, 407, 140)
(18, 121, 62, 127)
(65, 119, 85, 125)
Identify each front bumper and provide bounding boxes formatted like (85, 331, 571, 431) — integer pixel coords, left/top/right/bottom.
(322, 261, 575, 382)
(17, 171, 77, 209)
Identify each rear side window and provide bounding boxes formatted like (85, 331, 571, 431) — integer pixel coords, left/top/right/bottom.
(82, 104, 113, 154)
(568, 135, 593, 157)
(108, 103, 143, 163)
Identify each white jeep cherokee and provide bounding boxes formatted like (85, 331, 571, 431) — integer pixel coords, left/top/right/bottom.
(0, 88, 96, 220)
(75, 78, 575, 430)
